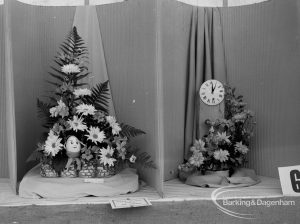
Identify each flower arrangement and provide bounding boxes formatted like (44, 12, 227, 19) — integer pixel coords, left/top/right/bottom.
(179, 85, 255, 176)
(28, 27, 155, 177)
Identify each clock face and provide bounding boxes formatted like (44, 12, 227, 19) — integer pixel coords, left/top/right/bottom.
(199, 79, 225, 106)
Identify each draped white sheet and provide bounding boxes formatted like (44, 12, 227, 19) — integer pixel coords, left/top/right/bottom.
(73, 6, 116, 116)
(16, 0, 124, 6)
(176, 0, 270, 7)
(19, 165, 138, 199)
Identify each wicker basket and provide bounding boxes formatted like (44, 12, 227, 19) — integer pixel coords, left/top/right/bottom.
(61, 162, 78, 178)
(40, 162, 59, 178)
(78, 160, 96, 178)
(96, 164, 116, 178)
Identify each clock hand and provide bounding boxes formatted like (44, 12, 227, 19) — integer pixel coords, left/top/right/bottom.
(212, 83, 216, 93)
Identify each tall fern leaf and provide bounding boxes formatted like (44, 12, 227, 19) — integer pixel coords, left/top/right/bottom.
(83, 81, 110, 114)
(120, 123, 146, 138)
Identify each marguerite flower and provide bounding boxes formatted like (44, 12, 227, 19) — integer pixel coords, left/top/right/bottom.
(49, 100, 69, 118)
(234, 141, 249, 154)
(76, 104, 96, 116)
(190, 139, 206, 152)
(129, 155, 137, 163)
(44, 133, 63, 157)
(61, 63, 80, 74)
(111, 123, 121, 135)
(213, 149, 230, 162)
(67, 116, 87, 132)
(99, 146, 116, 167)
(85, 126, 106, 144)
(189, 151, 204, 167)
(106, 116, 121, 135)
(217, 132, 231, 143)
(73, 88, 92, 97)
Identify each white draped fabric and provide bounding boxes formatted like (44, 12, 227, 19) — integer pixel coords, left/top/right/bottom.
(16, 0, 124, 6)
(73, 6, 116, 116)
(176, 0, 270, 7)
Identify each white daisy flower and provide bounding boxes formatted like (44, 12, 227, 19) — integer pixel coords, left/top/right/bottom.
(76, 104, 96, 116)
(73, 88, 92, 97)
(111, 123, 121, 135)
(234, 141, 249, 154)
(99, 146, 116, 167)
(188, 151, 204, 167)
(213, 149, 230, 162)
(217, 132, 231, 143)
(191, 139, 206, 152)
(85, 126, 106, 144)
(61, 64, 80, 74)
(106, 116, 121, 135)
(129, 155, 137, 163)
(67, 116, 87, 132)
(44, 134, 63, 157)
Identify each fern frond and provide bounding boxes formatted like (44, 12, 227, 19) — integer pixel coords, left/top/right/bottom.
(135, 152, 156, 169)
(120, 123, 146, 138)
(37, 99, 57, 128)
(37, 99, 52, 119)
(83, 81, 110, 113)
(127, 147, 156, 169)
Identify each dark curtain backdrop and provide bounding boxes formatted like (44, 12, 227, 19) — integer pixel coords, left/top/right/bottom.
(184, 7, 227, 159)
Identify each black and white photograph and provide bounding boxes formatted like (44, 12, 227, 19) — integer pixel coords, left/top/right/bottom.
(0, 0, 300, 223)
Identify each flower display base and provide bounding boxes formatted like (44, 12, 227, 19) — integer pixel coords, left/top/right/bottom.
(205, 170, 230, 178)
(178, 167, 197, 182)
(96, 164, 116, 178)
(78, 162, 96, 178)
(185, 168, 260, 188)
(40, 163, 58, 178)
(19, 165, 139, 199)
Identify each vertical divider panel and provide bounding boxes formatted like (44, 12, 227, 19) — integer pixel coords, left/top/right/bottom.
(4, 0, 17, 193)
(155, 0, 164, 197)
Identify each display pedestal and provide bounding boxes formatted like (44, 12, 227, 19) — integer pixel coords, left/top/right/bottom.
(19, 165, 139, 199)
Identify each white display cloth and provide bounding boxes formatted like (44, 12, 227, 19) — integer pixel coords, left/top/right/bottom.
(19, 165, 139, 199)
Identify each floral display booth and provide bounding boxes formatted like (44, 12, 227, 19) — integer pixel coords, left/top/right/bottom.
(1, 0, 300, 208)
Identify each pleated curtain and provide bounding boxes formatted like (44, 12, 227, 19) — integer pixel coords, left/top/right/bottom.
(184, 7, 228, 158)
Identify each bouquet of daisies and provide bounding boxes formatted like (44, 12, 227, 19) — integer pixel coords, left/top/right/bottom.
(28, 27, 155, 175)
(179, 85, 255, 175)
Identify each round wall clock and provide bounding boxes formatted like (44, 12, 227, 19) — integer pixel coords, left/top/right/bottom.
(199, 79, 225, 106)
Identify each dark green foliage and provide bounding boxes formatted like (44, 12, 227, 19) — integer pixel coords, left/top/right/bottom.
(36, 99, 57, 129)
(83, 81, 110, 114)
(47, 27, 89, 89)
(26, 149, 43, 163)
(128, 147, 156, 170)
(120, 123, 146, 138)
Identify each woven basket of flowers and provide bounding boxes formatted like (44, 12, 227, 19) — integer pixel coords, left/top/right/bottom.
(40, 160, 58, 178)
(61, 162, 78, 178)
(26, 27, 155, 179)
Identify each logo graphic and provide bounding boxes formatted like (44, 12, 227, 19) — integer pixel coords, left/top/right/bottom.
(211, 187, 256, 220)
